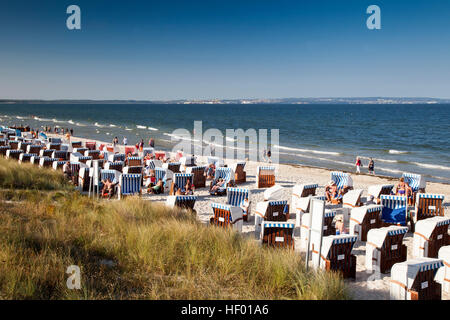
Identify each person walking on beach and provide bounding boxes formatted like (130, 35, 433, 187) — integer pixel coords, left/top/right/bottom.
(149, 138, 154, 148)
(123, 136, 128, 146)
(112, 136, 118, 147)
(355, 156, 362, 174)
(267, 149, 272, 163)
(368, 158, 375, 175)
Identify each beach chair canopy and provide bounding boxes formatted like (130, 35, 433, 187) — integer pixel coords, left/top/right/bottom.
(227, 187, 250, 207)
(214, 167, 235, 184)
(330, 171, 353, 190)
(402, 172, 426, 192)
(263, 184, 284, 201)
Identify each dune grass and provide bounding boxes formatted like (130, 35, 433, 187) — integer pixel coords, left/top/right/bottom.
(0, 157, 349, 300)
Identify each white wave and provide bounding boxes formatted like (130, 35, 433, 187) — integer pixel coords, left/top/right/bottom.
(34, 116, 51, 122)
(373, 158, 398, 164)
(125, 127, 132, 131)
(16, 116, 26, 119)
(136, 125, 147, 129)
(68, 120, 75, 124)
(389, 149, 408, 154)
(273, 144, 341, 156)
(411, 162, 450, 171)
(94, 122, 106, 128)
(377, 167, 403, 174)
(75, 122, 85, 127)
(147, 127, 158, 131)
(109, 124, 117, 127)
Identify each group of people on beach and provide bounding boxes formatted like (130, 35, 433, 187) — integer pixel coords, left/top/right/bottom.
(355, 156, 375, 175)
(112, 136, 155, 151)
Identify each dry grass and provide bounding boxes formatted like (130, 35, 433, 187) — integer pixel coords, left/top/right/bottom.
(0, 158, 349, 300)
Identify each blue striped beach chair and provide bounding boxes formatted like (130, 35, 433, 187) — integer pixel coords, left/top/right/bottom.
(104, 161, 124, 172)
(154, 167, 171, 192)
(145, 159, 160, 170)
(18, 142, 32, 152)
(46, 143, 61, 151)
(52, 150, 69, 160)
(77, 156, 93, 164)
(71, 141, 82, 148)
(30, 155, 41, 165)
(256, 166, 276, 188)
(231, 161, 246, 184)
(8, 140, 19, 150)
(39, 157, 58, 168)
(261, 222, 295, 249)
(19, 153, 37, 163)
(40, 149, 55, 157)
(254, 200, 289, 238)
(366, 226, 408, 273)
(381, 195, 408, 226)
(0, 145, 10, 156)
(186, 166, 206, 188)
(402, 172, 426, 205)
(350, 205, 383, 241)
(413, 216, 450, 259)
(108, 153, 125, 162)
(0, 138, 7, 146)
(410, 193, 445, 232)
(166, 195, 197, 211)
(227, 187, 250, 220)
(73, 147, 88, 154)
(52, 160, 67, 170)
(6, 149, 23, 160)
(210, 203, 244, 232)
(142, 147, 154, 158)
(49, 137, 62, 144)
(26, 144, 42, 154)
(330, 171, 353, 193)
(212, 167, 235, 191)
(390, 258, 444, 300)
(118, 174, 142, 199)
(86, 159, 105, 168)
(123, 166, 144, 175)
(312, 234, 358, 279)
(170, 173, 194, 195)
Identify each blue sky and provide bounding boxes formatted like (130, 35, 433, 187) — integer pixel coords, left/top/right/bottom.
(1, 0, 449, 100)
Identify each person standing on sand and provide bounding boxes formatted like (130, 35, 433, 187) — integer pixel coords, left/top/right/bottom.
(267, 149, 272, 163)
(70, 128, 73, 136)
(149, 138, 154, 148)
(123, 136, 128, 146)
(368, 158, 375, 175)
(355, 156, 362, 174)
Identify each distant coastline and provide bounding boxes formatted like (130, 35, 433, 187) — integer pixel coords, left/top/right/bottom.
(1, 97, 450, 105)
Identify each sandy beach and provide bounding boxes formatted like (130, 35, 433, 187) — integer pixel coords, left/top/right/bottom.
(53, 133, 450, 300)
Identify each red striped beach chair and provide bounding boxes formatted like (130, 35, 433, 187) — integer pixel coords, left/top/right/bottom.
(231, 161, 246, 184)
(312, 234, 357, 279)
(410, 193, 445, 232)
(438, 246, 450, 294)
(166, 195, 197, 212)
(390, 258, 443, 300)
(413, 217, 450, 259)
(210, 203, 243, 232)
(350, 205, 383, 241)
(185, 166, 206, 188)
(261, 222, 295, 249)
(256, 166, 275, 188)
(366, 226, 408, 273)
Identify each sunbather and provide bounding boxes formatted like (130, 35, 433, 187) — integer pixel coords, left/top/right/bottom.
(101, 178, 117, 199)
(205, 164, 215, 180)
(63, 161, 71, 180)
(149, 179, 164, 194)
(395, 177, 412, 197)
(325, 181, 339, 203)
(210, 177, 226, 195)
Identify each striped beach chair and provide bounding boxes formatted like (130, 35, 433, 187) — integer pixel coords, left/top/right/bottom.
(207, 156, 224, 168)
(0, 138, 6, 146)
(330, 171, 353, 193)
(73, 147, 88, 154)
(180, 156, 195, 171)
(70, 162, 81, 185)
(46, 143, 61, 151)
(231, 161, 246, 184)
(154, 167, 173, 192)
(19, 153, 37, 163)
(300, 210, 337, 249)
(108, 153, 126, 162)
(343, 189, 364, 208)
(211, 167, 235, 193)
(78, 167, 91, 191)
(0, 146, 10, 156)
(86, 159, 105, 169)
(39, 157, 58, 168)
(71, 141, 82, 148)
(350, 205, 383, 241)
(390, 258, 444, 300)
(85, 150, 100, 160)
(123, 166, 144, 175)
(186, 165, 206, 188)
(163, 162, 181, 174)
(40, 149, 55, 157)
(368, 184, 395, 204)
(227, 187, 250, 221)
(312, 234, 358, 279)
(6, 149, 23, 160)
(100, 169, 120, 183)
(256, 166, 275, 188)
(210, 203, 243, 232)
(145, 159, 162, 170)
(169, 173, 194, 195)
(49, 137, 62, 144)
(438, 246, 450, 294)
(366, 226, 408, 273)
(154, 150, 167, 160)
(85, 141, 96, 150)
(52, 160, 67, 170)
(124, 146, 135, 155)
(294, 195, 326, 228)
(142, 147, 154, 158)
(26, 144, 42, 154)
(254, 200, 289, 238)
(30, 155, 41, 165)
(381, 195, 408, 226)
(118, 174, 142, 199)
(8, 140, 19, 150)
(166, 195, 197, 211)
(402, 172, 426, 205)
(410, 193, 445, 232)
(261, 222, 295, 249)
(126, 156, 143, 167)
(413, 217, 450, 259)
(18, 142, 32, 152)
(52, 150, 69, 160)
(104, 161, 124, 172)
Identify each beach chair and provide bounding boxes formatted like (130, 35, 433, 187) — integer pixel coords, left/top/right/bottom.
(210, 167, 235, 195)
(413, 217, 450, 259)
(39, 157, 58, 168)
(0, 138, 6, 146)
(154, 150, 167, 160)
(6, 149, 23, 160)
(343, 189, 364, 208)
(0, 146, 10, 156)
(8, 140, 19, 150)
(263, 184, 284, 201)
(52, 160, 67, 170)
(261, 222, 295, 249)
(108, 153, 126, 162)
(163, 162, 181, 173)
(256, 166, 275, 188)
(18, 153, 37, 163)
(104, 161, 124, 172)
(300, 210, 337, 249)
(166, 195, 197, 211)
(18, 142, 32, 152)
(86, 159, 105, 169)
(366, 226, 408, 273)
(390, 258, 443, 300)
(207, 156, 224, 168)
(154, 167, 173, 193)
(24, 144, 41, 155)
(185, 166, 206, 188)
(70, 162, 81, 185)
(71, 141, 82, 148)
(77, 167, 91, 192)
(381, 195, 408, 226)
(438, 246, 450, 294)
(180, 156, 196, 171)
(210, 203, 243, 232)
(402, 172, 426, 205)
(291, 184, 318, 213)
(85, 141, 96, 150)
(52, 150, 69, 160)
(118, 174, 142, 199)
(123, 166, 144, 175)
(350, 205, 383, 241)
(84, 150, 100, 160)
(97, 169, 120, 196)
(124, 146, 135, 155)
(254, 200, 289, 238)
(145, 159, 162, 170)
(231, 161, 246, 184)
(227, 187, 250, 221)
(142, 147, 154, 158)
(410, 193, 445, 232)
(40, 149, 55, 158)
(330, 171, 353, 194)
(30, 155, 41, 165)
(73, 147, 88, 154)
(169, 173, 194, 195)
(49, 137, 62, 144)
(126, 156, 143, 167)
(46, 143, 61, 151)
(312, 234, 357, 279)
(368, 184, 395, 204)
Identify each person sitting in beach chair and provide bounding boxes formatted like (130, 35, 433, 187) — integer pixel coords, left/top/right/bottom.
(334, 215, 348, 235)
(210, 177, 226, 196)
(175, 178, 195, 196)
(325, 181, 344, 204)
(63, 161, 72, 180)
(124, 152, 133, 166)
(205, 163, 215, 180)
(148, 179, 164, 194)
(101, 178, 117, 199)
(395, 177, 412, 197)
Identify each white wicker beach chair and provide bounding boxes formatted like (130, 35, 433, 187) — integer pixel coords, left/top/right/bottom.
(166, 195, 197, 211)
(261, 222, 295, 249)
(413, 216, 450, 259)
(349, 205, 383, 241)
(263, 184, 284, 201)
(210, 203, 243, 232)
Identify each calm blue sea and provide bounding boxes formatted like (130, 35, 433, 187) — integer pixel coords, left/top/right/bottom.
(1, 103, 449, 183)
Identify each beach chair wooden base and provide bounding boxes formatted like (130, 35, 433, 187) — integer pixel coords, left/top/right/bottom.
(210, 207, 242, 229)
(352, 211, 382, 242)
(262, 227, 294, 250)
(193, 174, 206, 189)
(381, 244, 407, 274)
(324, 254, 357, 279)
(234, 171, 246, 184)
(409, 270, 442, 300)
(257, 175, 275, 189)
(415, 226, 450, 258)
